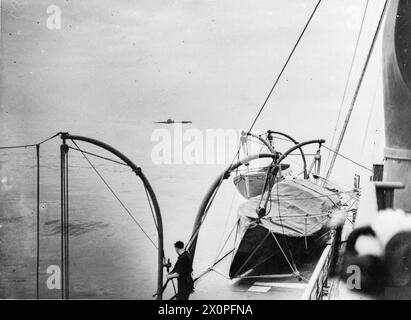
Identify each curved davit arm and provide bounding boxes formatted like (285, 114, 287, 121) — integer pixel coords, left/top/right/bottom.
(60, 133, 165, 299)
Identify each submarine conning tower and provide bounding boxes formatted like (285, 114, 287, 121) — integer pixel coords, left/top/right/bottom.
(383, 0, 411, 213)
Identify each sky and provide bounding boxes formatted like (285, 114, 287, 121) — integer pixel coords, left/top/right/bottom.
(1, 0, 387, 186)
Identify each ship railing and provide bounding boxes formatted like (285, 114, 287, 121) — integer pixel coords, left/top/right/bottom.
(301, 244, 332, 300)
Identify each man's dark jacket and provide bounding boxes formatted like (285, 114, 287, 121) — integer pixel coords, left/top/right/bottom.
(172, 251, 194, 299)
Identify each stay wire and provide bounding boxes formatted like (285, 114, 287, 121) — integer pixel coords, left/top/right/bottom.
(247, 0, 322, 133)
(325, 0, 370, 170)
(70, 139, 158, 250)
(186, 0, 322, 255)
(0, 132, 61, 150)
(322, 144, 373, 172)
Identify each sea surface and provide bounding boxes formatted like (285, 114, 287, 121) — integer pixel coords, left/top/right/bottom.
(0, 118, 260, 299)
(0, 0, 386, 299)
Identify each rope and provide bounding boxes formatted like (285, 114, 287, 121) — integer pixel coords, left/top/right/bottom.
(234, 230, 271, 277)
(270, 232, 299, 276)
(1, 131, 63, 297)
(232, 219, 240, 262)
(68, 146, 128, 166)
(212, 187, 238, 262)
(275, 181, 297, 271)
(325, 0, 370, 171)
(322, 144, 373, 172)
(247, 0, 322, 133)
(213, 219, 239, 266)
(211, 268, 231, 280)
(193, 249, 235, 283)
(359, 65, 382, 162)
(0, 132, 61, 150)
(69, 141, 168, 265)
(268, 190, 355, 201)
(70, 138, 171, 299)
(185, 178, 223, 250)
(324, 0, 390, 181)
(187, 1, 323, 260)
(70, 139, 158, 250)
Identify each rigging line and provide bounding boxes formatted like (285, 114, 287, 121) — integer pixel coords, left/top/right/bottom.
(275, 180, 297, 269)
(36, 144, 40, 300)
(38, 132, 62, 145)
(70, 139, 158, 250)
(186, 178, 223, 250)
(67, 146, 128, 166)
(234, 230, 272, 278)
(193, 268, 213, 289)
(232, 219, 240, 262)
(211, 268, 231, 280)
(143, 186, 167, 271)
(199, 0, 322, 208)
(314, 174, 361, 196)
(324, 0, 390, 182)
(269, 212, 332, 220)
(305, 216, 331, 235)
(195, 249, 235, 283)
(270, 190, 354, 201)
(0, 132, 61, 150)
(359, 65, 382, 162)
(188, 0, 322, 259)
(213, 189, 238, 263)
(322, 144, 373, 172)
(325, 0, 370, 172)
(247, 0, 322, 133)
(0, 143, 37, 150)
(271, 136, 289, 143)
(213, 249, 235, 268)
(270, 232, 298, 275)
(213, 219, 240, 266)
(297, 179, 338, 206)
(242, 251, 287, 277)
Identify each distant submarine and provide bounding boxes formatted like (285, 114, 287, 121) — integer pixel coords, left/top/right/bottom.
(154, 118, 192, 124)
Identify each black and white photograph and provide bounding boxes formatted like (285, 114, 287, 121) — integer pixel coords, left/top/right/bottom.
(1, 0, 411, 308)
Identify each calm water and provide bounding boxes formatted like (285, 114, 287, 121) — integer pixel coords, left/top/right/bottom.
(0, 118, 255, 299)
(0, 119, 369, 299)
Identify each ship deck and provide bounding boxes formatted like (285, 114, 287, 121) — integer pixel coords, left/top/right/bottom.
(189, 252, 320, 300)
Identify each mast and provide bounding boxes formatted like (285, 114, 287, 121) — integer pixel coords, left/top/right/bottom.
(324, 0, 390, 183)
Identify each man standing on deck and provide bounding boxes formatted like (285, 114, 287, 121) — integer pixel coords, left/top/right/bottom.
(168, 241, 194, 300)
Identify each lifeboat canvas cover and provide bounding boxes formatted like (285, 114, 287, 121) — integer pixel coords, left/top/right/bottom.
(229, 179, 340, 278)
